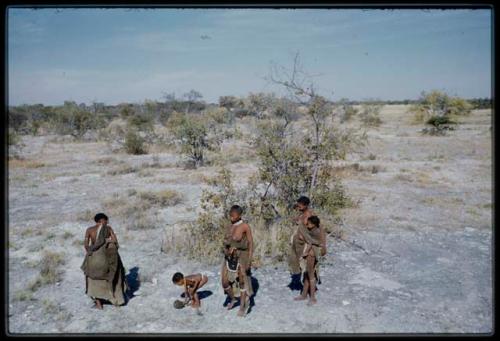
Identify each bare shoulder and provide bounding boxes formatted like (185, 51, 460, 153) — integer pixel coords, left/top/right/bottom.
(86, 225, 96, 233)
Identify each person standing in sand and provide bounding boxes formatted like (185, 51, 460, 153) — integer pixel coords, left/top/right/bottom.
(81, 213, 127, 309)
(288, 196, 327, 291)
(294, 215, 324, 305)
(221, 205, 254, 317)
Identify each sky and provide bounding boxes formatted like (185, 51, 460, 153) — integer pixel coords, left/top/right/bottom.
(7, 7, 492, 105)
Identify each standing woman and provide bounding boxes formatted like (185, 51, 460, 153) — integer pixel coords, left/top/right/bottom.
(81, 213, 128, 309)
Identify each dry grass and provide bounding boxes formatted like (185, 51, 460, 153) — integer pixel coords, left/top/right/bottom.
(102, 189, 183, 230)
(138, 189, 184, 206)
(9, 158, 47, 169)
(94, 156, 124, 166)
(393, 173, 414, 183)
(28, 250, 66, 292)
(13, 290, 35, 302)
(77, 209, 94, 222)
(107, 164, 140, 176)
(42, 299, 59, 314)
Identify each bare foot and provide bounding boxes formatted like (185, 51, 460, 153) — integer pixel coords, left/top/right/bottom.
(226, 299, 237, 310)
(237, 308, 246, 317)
(294, 295, 307, 301)
(307, 298, 318, 306)
(94, 300, 103, 310)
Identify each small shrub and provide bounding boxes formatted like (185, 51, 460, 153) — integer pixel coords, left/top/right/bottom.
(107, 164, 139, 176)
(409, 90, 473, 123)
(42, 299, 59, 314)
(422, 115, 456, 136)
(8, 128, 21, 146)
(125, 130, 148, 155)
(337, 98, 358, 123)
(138, 189, 184, 207)
(311, 181, 354, 217)
(13, 290, 34, 302)
(62, 231, 74, 239)
(77, 209, 94, 222)
(127, 114, 154, 132)
(170, 115, 211, 167)
(29, 251, 66, 291)
(360, 103, 383, 127)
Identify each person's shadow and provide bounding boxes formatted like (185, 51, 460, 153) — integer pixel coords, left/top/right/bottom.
(125, 266, 140, 303)
(247, 275, 259, 314)
(180, 290, 213, 304)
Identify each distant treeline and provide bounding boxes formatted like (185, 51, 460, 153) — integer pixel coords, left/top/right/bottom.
(7, 91, 492, 137)
(337, 97, 492, 109)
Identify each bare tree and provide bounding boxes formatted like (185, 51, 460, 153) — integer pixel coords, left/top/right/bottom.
(266, 52, 334, 196)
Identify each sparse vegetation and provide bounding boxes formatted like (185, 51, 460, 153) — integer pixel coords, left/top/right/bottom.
(422, 115, 457, 136)
(169, 114, 212, 167)
(124, 129, 148, 155)
(138, 189, 184, 206)
(337, 98, 359, 123)
(409, 90, 473, 124)
(360, 102, 383, 127)
(9, 158, 46, 169)
(28, 251, 66, 292)
(106, 164, 139, 176)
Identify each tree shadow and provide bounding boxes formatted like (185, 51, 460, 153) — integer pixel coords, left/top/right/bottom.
(125, 266, 140, 302)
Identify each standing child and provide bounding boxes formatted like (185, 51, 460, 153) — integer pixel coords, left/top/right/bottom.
(172, 272, 208, 315)
(294, 215, 324, 306)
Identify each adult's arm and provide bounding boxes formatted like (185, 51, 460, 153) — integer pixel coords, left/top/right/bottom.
(84, 228, 91, 253)
(246, 224, 254, 262)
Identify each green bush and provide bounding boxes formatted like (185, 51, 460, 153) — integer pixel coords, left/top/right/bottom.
(125, 130, 147, 155)
(127, 114, 154, 132)
(409, 90, 473, 123)
(170, 115, 212, 167)
(8, 129, 20, 146)
(422, 115, 457, 136)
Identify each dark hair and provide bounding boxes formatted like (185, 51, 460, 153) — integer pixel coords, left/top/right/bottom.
(296, 196, 310, 206)
(172, 272, 184, 283)
(94, 213, 108, 223)
(230, 205, 243, 215)
(307, 215, 320, 228)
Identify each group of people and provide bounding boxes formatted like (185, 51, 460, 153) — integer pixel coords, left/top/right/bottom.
(81, 195, 327, 316)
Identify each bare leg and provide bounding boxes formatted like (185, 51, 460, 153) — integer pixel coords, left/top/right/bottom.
(94, 299, 103, 310)
(222, 262, 237, 309)
(237, 265, 250, 317)
(192, 292, 200, 308)
(306, 255, 317, 306)
(294, 275, 308, 301)
(237, 290, 248, 317)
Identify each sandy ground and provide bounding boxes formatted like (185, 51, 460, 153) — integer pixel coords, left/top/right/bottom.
(7, 105, 493, 334)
